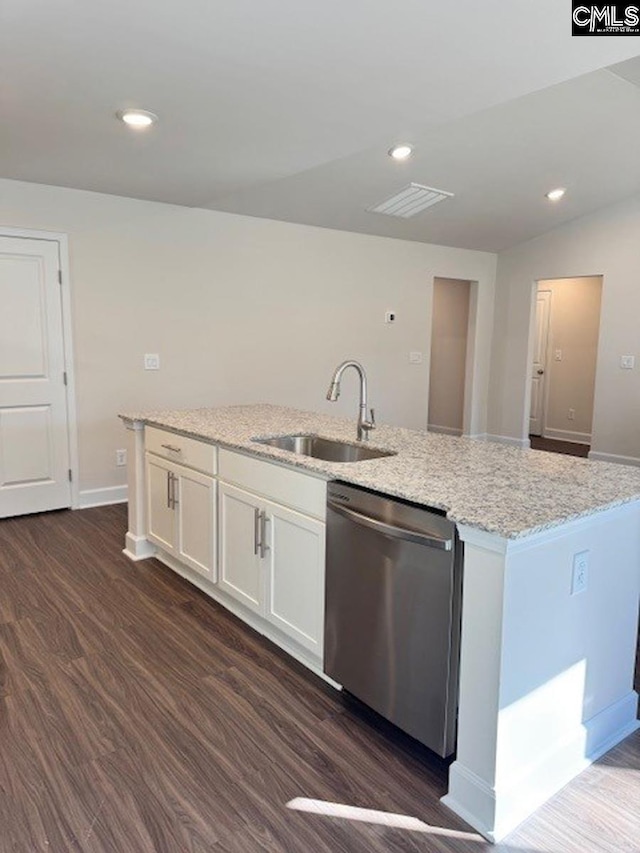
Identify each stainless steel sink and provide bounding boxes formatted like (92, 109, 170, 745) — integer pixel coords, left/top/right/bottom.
(253, 434, 396, 463)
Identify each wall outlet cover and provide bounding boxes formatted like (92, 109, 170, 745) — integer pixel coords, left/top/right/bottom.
(571, 550, 589, 595)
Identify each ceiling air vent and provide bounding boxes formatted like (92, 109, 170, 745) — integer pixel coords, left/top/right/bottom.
(368, 183, 454, 218)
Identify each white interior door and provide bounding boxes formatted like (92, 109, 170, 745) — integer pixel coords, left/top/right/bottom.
(530, 289, 551, 437)
(0, 236, 71, 517)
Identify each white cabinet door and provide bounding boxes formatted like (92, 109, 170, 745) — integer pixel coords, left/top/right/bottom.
(147, 453, 216, 581)
(146, 454, 176, 553)
(218, 482, 263, 614)
(175, 466, 216, 581)
(264, 500, 326, 656)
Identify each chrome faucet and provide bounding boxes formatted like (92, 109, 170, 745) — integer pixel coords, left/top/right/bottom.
(326, 360, 375, 441)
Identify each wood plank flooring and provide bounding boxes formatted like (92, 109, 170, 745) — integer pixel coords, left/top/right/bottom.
(529, 436, 590, 458)
(0, 504, 638, 852)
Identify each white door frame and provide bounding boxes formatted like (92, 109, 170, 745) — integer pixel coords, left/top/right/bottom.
(524, 275, 603, 447)
(0, 226, 79, 509)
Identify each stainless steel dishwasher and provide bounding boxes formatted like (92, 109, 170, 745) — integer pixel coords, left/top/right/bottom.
(324, 481, 462, 758)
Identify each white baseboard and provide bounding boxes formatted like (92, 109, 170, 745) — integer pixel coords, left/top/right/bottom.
(485, 434, 531, 449)
(428, 424, 463, 436)
(76, 485, 128, 509)
(588, 451, 640, 467)
(543, 427, 591, 445)
(442, 691, 639, 843)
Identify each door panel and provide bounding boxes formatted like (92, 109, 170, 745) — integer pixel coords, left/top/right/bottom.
(265, 501, 325, 655)
(1, 406, 53, 485)
(0, 255, 48, 378)
(218, 482, 263, 614)
(176, 467, 216, 580)
(0, 236, 71, 517)
(146, 455, 176, 552)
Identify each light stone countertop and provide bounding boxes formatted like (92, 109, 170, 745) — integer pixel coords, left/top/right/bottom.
(119, 404, 640, 539)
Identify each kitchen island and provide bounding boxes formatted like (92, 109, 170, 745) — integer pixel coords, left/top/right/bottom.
(120, 404, 640, 842)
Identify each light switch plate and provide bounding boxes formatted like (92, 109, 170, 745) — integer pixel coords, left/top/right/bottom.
(620, 355, 635, 370)
(409, 351, 423, 364)
(144, 353, 160, 370)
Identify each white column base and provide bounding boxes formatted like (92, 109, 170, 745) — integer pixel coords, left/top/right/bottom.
(123, 532, 156, 561)
(443, 691, 640, 842)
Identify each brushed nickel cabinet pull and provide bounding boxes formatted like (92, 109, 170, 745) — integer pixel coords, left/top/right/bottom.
(254, 507, 261, 555)
(259, 511, 270, 559)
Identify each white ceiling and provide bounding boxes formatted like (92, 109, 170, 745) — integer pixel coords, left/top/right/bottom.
(2, 1, 640, 252)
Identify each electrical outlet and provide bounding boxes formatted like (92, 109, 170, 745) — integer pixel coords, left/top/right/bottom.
(620, 355, 635, 370)
(554, 349, 562, 361)
(116, 449, 127, 467)
(409, 351, 423, 364)
(571, 551, 589, 596)
(568, 408, 575, 420)
(144, 353, 160, 370)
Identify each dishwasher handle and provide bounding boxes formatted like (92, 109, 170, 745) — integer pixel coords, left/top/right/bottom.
(328, 500, 452, 551)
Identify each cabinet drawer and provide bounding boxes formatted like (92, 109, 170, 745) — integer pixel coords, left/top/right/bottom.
(146, 426, 217, 475)
(218, 448, 326, 521)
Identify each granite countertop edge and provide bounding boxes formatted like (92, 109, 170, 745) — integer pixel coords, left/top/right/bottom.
(119, 404, 640, 540)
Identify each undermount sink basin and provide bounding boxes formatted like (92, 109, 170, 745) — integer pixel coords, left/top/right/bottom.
(253, 434, 396, 463)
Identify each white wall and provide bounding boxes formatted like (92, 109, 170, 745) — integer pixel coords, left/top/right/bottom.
(489, 194, 640, 463)
(0, 179, 496, 495)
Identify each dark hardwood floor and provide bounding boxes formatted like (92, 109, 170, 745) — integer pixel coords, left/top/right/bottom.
(0, 504, 638, 852)
(529, 436, 590, 458)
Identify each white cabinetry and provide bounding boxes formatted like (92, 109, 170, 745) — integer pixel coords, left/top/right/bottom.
(218, 449, 326, 658)
(218, 482, 263, 613)
(264, 498, 325, 655)
(140, 430, 327, 668)
(145, 428, 217, 581)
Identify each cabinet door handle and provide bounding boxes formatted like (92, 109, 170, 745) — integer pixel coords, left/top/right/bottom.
(161, 443, 182, 453)
(166, 471, 172, 508)
(171, 473, 179, 509)
(254, 507, 261, 555)
(259, 511, 270, 559)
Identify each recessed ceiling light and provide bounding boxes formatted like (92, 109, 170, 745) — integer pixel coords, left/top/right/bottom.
(116, 109, 158, 129)
(545, 187, 566, 201)
(389, 144, 413, 161)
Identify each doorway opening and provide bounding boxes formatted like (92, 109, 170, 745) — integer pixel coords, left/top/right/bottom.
(428, 277, 472, 436)
(529, 276, 602, 459)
